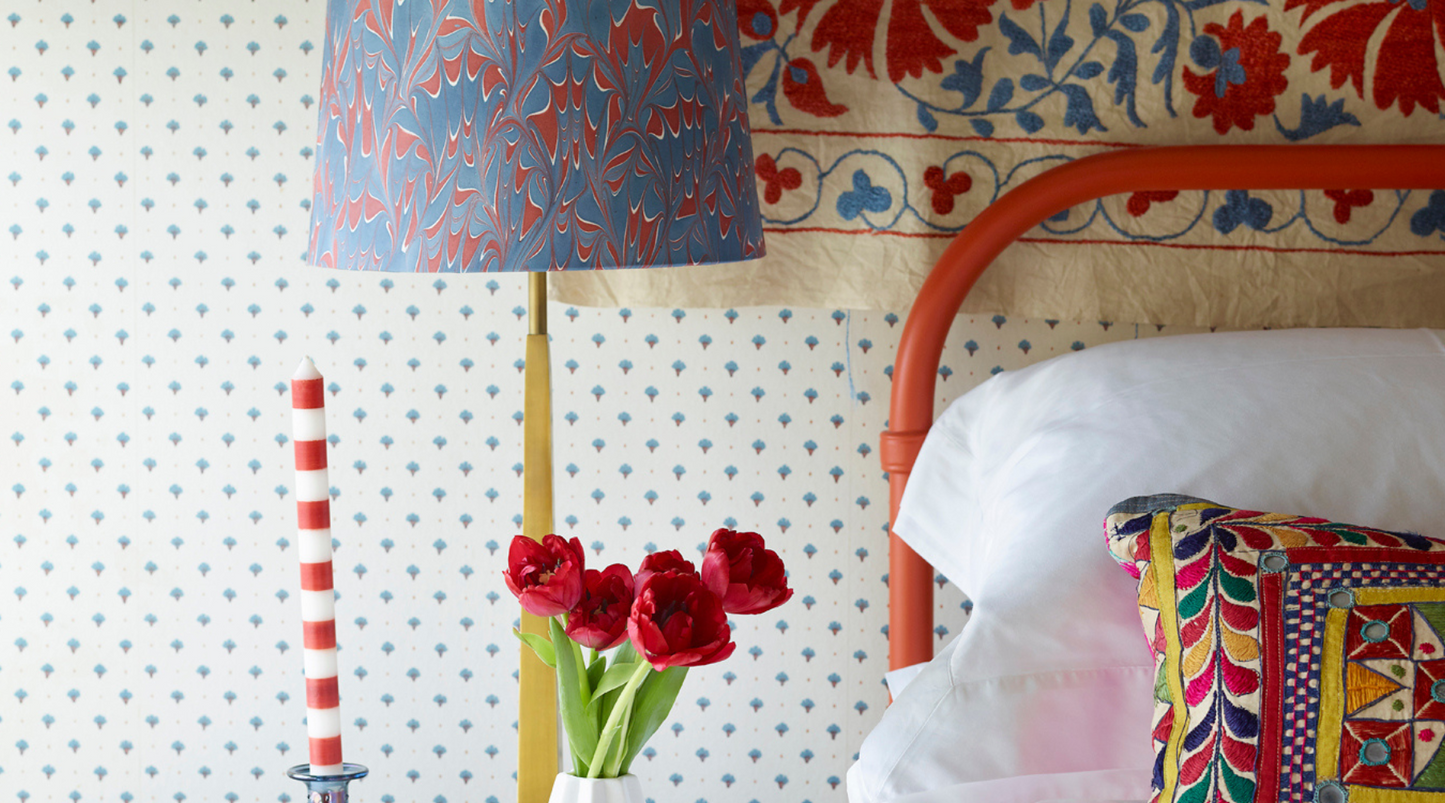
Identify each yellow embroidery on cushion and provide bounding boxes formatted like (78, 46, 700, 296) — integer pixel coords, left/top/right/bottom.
(1345, 662, 1405, 714)
(1139, 566, 1159, 609)
(1356, 588, 1445, 605)
(1152, 509, 1187, 803)
(1182, 622, 1215, 678)
(1221, 627, 1260, 663)
(1274, 529, 1310, 548)
(1347, 786, 1445, 802)
(1317, 606, 1347, 782)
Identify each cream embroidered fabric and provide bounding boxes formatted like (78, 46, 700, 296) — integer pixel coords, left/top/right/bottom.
(554, 0, 1445, 327)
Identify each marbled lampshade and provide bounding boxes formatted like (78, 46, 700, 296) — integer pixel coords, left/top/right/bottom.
(308, 0, 766, 272)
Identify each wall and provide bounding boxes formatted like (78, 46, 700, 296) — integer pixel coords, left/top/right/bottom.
(0, 3, 1203, 801)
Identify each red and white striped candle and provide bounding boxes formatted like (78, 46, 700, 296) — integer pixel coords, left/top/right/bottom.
(290, 357, 343, 776)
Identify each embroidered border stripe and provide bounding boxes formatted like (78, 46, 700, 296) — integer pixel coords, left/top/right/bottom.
(1257, 570, 1283, 803)
(1152, 510, 1187, 802)
(1317, 606, 1347, 783)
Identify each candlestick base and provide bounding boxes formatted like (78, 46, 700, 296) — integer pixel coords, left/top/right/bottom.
(286, 763, 368, 803)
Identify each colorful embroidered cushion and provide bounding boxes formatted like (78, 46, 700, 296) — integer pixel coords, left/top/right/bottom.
(1106, 494, 1445, 803)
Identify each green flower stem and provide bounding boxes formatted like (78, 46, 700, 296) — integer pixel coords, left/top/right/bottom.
(586, 660, 652, 778)
(603, 692, 635, 777)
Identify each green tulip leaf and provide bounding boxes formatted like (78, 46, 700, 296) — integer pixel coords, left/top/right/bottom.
(612, 640, 639, 667)
(592, 684, 622, 736)
(512, 628, 556, 668)
(592, 662, 642, 700)
(585, 654, 607, 731)
(550, 618, 599, 771)
(587, 653, 606, 693)
(571, 640, 592, 700)
(618, 665, 686, 774)
(590, 641, 641, 735)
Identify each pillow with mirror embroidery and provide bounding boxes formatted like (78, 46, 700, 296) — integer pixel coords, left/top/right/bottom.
(1106, 494, 1445, 803)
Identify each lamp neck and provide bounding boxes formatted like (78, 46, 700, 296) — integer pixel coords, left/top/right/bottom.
(529, 272, 547, 335)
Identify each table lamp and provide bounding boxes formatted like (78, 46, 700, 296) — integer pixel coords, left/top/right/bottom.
(305, 1, 765, 799)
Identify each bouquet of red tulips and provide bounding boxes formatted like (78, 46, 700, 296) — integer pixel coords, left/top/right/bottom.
(505, 528, 792, 779)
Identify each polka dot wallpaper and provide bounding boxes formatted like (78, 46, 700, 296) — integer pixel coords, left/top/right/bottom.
(0, 3, 1208, 801)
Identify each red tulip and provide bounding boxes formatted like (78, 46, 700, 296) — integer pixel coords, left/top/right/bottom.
(701, 528, 793, 615)
(503, 534, 585, 618)
(634, 549, 696, 588)
(565, 564, 635, 651)
(628, 571, 736, 670)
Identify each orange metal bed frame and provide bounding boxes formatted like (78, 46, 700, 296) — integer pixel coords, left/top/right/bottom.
(879, 144, 1445, 672)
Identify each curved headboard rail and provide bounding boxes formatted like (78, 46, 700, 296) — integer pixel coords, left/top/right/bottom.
(880, 144, 1445, 671)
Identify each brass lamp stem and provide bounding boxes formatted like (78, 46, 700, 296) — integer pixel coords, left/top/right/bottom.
(529, 271, 547, 335)
(519, 271, 559, 801)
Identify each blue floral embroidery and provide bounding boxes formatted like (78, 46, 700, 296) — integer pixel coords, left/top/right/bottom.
(1410, 191, 1445, 237)
(1213, 190, 1273, 234)
(940, 50, 988, 109)
(1189, 35, 1246, 98)
(747, 9, 774, 38)
(1274, 94, 1361, 141)
(836, 171, 892, 221)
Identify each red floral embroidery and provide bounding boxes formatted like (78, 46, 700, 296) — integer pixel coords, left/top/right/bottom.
(1127, 191, 1180, 217)
(809, 0, 881, 76)
(1290, 0, 1445, 116)
(782, 58, 849, 117)
(1183, 12, 1291, 134)
(810, 0, 1000, 82)
(755, 154, 802, 204)
(923, 166, 972, 215)
(737, 0, 780, 40)
(1323, 189, 1374, 224)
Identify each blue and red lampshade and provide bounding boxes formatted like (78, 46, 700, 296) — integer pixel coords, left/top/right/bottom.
(308, 0, 766, 273)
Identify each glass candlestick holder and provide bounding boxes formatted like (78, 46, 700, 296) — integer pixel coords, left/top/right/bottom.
(286, 763, 369, 803)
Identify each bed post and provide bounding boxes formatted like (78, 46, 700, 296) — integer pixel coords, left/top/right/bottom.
(882, 431, 933, 670)
(881, 144, 1445, 674)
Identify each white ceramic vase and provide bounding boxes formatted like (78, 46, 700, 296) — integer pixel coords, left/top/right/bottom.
(547, 773, 644, 803)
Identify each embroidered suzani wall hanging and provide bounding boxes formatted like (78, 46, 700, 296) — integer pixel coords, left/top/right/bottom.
(554, 0, 1445, 327)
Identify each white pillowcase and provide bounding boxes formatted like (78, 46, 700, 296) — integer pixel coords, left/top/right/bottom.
(849, 328, 1445, 802)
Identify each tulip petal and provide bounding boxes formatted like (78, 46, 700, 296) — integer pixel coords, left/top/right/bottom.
(505, 534, 587, 616)
(703, 528, 794, 615)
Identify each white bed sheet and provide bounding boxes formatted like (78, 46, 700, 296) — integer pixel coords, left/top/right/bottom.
(849, 328, 1445, 803)
(883, 662, 927, 698)
(856, 771, 1147, 803)
(849, 634, 1156, 802)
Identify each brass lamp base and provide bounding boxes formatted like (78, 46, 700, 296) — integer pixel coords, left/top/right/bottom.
(519, 272, 559, 803)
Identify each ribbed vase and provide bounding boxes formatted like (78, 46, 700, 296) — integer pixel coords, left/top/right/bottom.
(546, 774, 644, 803)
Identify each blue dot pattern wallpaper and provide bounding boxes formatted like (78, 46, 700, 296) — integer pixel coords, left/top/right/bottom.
(0, 3, 1215, 800)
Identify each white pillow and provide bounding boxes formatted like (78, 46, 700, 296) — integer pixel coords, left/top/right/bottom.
(850, 328, 1445, 802)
